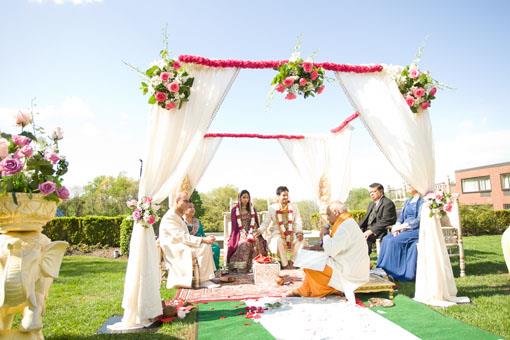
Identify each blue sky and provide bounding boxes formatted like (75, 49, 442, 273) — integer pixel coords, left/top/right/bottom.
(1, 0, 509, 199)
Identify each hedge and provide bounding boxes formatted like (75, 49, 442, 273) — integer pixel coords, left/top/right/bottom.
(120, 216, 133, 255)
(43, 216, 126, 247)
(459, 206, 510, 236)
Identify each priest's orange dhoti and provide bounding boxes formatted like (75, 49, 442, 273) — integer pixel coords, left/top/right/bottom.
(297, 266, 337, 297)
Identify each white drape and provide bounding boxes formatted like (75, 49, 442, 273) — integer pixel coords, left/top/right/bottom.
(335, 68, 462, 307)
(278, 127, 352, 209)
(114, 66, 239, 329)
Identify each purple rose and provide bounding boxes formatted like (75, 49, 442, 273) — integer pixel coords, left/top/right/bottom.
(38, 181, 56, 196)
(0, 157, 24, 175)
(12, 135, 31, 146)
(19, 145, 33, 158)
(44, 150, 60, 164)
(132, 209, 142, 221)
(56, 186, 70, 200)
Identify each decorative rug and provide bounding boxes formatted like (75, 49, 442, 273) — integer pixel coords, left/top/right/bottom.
(175, 269, 304, 303)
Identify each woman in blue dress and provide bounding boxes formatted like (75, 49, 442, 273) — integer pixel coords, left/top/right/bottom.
(376, 186, 423, 281)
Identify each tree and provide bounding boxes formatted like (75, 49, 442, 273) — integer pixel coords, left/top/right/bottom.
(59, 173, 138, 216)
(190, 190, 205, 219)
(296, 200, 319, 230)
(346, 188, 371, 211)
(200, 185, 238, 232)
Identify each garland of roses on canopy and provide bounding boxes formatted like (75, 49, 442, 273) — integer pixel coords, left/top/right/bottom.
(109, 54, 463, 331)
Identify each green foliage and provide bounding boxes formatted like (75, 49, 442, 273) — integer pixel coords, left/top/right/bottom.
(346, 188, 372, 211)
(200, 185, 239, 232)
(190, 189, 205, 219)
(58, 173, 138, 216)
(43, 215, 126, 246)
(252, 198, 267, 213)
(460, 205, 510, 236)
(350, 210, 366, 224)
(296, 200, 319, 230)
(120, 216, 133, 255)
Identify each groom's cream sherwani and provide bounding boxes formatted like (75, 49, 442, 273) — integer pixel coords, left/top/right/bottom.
(259, 202, 304, 267)
(159, 209, 215, 288)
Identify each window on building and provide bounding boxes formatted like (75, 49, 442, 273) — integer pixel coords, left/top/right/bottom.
(504, 204, 510, 210)
(461, 176, 491, 193)
(501, 173, 510, 190)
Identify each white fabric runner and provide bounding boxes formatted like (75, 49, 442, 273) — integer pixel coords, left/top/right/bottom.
(246, 297, 418, 340)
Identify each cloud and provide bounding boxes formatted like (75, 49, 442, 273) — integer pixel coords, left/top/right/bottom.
(30, 0, 102, 5)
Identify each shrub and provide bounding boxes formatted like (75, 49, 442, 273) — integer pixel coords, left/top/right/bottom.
(120, 216, 133, 255)
(43, 215, 126, 247)
(460, 205, 510, 236)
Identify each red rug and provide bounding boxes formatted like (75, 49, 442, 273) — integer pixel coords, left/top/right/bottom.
(175, 269, 304, 303)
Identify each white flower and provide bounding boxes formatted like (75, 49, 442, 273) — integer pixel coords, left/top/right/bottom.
(289, 51, 300, 62)
(151, 76, 162, 87)
(52, 127, 64, 140)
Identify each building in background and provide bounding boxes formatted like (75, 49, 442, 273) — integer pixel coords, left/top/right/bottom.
(455, 162, 510, 210)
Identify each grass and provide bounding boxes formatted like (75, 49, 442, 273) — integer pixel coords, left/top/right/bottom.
(20, 234, 508, 339)
(395, 235, 509, 339)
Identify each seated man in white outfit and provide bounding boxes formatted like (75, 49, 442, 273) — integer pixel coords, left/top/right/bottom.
(159, 191, 219, 289)
(257, 186, 304, 269)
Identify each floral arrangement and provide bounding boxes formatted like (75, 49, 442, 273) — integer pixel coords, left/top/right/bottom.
(139, 49, 194, 110)
(424, 190, 453, 217)
(0, 111, 69, 203)
(235, 203, 256, 243)
(271, 54, 325, 100)
(396, 64, 437, 114)
(126, 196, 161, 227)
(277, 209, 294, 248)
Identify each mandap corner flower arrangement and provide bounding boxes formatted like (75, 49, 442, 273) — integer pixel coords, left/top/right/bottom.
(396, 64, 438, 114)
(0, 111, 69, 203)
(425, 190, 453, 218)
(140, 49, 194, 111)
(126, 196, 161, 227)
(272, 55, 326, 100)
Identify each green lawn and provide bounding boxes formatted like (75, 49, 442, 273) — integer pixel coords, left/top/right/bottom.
(31, 235, 509, 339)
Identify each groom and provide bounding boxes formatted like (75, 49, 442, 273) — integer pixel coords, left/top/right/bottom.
(258, 186, 304, 269)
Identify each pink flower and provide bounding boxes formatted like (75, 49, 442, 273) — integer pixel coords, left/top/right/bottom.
(165, 102, 176, 110)
(436, 192, 444, 200)
(38, 181, 56, 196)
(0, 157, 24, 175)
(302, 61, 313, 73)
(285, 92, 297, 100)
(299, 78, 307, 86)
(132, 209, 142, 221)
(429, 87, 437, 96)
(168, 81, 180, 93)
(283, 77, 296, 87)
(275, 83, 286, 93)
(405, 96, 415, 107)
(19, 145, 33, 158)
(317, 85, 325, 94)
(444, 202, 453, 213)
(0, 138, 8, 159)
(310, 70, 319, 81)
(146, 215, 156, 225)
(56, 186, 70, 200)
(15, 112, 32, 127)
(413, 87, 425, 98)
(160, 72, 170, 82)
(143, 196, 153, 204)
(409, 68, 420, 79)
(155, 91, 168, 103)
(126, 199, 138, 209)
(173, 61, 181, 70)
(421, 101, 430, 110)
(12, 135, 31, 146)
(44, 150, 60, 164)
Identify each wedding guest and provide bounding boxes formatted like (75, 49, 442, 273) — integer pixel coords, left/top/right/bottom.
(183, 202, 220, 271)
(258, 186, 304, 269)
(286, 201, 369, 304)
(159, 192, 219, 289)
(227, 190, 268, 273)
(377, 186, 423, 281)
(359, 183, 397, 254)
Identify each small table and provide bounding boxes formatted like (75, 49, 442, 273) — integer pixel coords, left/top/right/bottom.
(355, 274, 395, 300)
